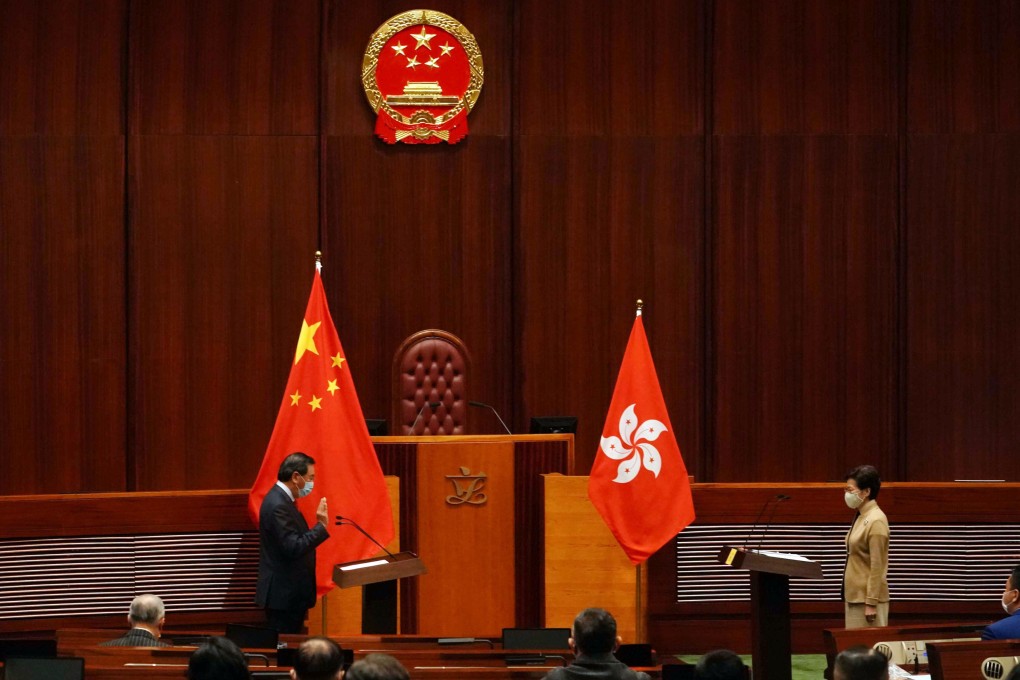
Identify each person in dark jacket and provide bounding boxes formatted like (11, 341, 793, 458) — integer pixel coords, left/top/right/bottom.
(255, 452, 329, 633)
(99, 594, 170, 647)
(544, 608, 650, 680)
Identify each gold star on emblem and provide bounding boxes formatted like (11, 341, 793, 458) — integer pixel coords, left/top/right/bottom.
(425, 56, 440, 69)
(327, 379, 339, 396)
(290, 390, 302, 406)
(391, 41, 407, 56)
(331, 353, 346, 368)
(410, 26, 436, 50)
(406, 56, 420, 69)
(440, 42, 454, 56)
(293, 320, 321, 364)
(308, 395, 322, 412)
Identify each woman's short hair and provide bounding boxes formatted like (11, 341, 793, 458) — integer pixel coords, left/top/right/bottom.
(846, 465, 882, 501)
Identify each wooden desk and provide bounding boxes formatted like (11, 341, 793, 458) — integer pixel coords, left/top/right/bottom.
(822, 622, 987, 679)
(927, 639, 1020, 680)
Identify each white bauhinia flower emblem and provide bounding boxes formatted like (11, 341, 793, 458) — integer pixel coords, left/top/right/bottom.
(599, 403, 667, 483)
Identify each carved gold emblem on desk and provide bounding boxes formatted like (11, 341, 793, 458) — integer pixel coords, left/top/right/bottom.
(445, 466, 487, 505)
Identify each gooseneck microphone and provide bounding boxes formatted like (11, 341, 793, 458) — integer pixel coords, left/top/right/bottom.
(335, 515, 396, 558)
(409, 401, 442, 435)
(754, 494, 791, 551)
(742, 494, 790, 550)
(468, 400, 512, 434)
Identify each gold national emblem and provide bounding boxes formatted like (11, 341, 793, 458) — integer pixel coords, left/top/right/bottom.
(362, 10, 484, 144)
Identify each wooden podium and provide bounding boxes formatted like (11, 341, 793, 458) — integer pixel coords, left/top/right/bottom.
(333, 552, 427, 634)
(717, 545, 823, 680)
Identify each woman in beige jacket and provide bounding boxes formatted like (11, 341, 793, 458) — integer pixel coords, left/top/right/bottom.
(843, 465, 890, 628)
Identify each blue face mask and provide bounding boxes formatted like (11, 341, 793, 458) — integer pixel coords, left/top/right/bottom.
(296, 477, 314, 498)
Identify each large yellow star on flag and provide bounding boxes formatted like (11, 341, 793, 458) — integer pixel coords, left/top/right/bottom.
(294, 320, 321, 364)
(331, 353, 346, 369)
(327, 379, 339, 396)
(308, 395, 323, 412)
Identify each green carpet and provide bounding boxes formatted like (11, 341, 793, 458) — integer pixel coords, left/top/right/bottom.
(675, 654, 827, 679)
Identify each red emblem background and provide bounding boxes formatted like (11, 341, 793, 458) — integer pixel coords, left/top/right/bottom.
(362, 11, 484, 145)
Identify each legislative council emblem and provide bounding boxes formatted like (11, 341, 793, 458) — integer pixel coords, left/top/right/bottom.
(362, 10, 484, 144)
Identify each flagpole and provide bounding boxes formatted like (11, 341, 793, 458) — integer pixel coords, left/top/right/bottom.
(634, 297, 645, 641)
(315, 250, 322, 273)
(636, 299, 643, 317)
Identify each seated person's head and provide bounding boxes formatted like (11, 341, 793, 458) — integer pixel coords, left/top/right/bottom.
(1002, 563, 1020, 615)
(188, 636, 250, 680)
(293, 637, 344, 680)
(570, 608, 620, 656)
(694, 649, 748, 680)
(344, 653, 409, 680)
(834, 646, 889, 680)
(128, 593, 165, 631)
(1006, 664, 1020, 680)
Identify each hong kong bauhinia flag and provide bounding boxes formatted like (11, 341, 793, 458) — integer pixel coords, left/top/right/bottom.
(589, 309, 696, 564)
(248, 263, 394, 595)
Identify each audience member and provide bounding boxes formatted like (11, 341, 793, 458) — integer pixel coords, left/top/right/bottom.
(543, 608, 651, 680)
(188, 636, 251, 680)
(292, 637, 345, 680)
(833, 646, 889, 680)
(694, 650, 748, 680)
(99, 594, 170, 647)
(344, 653, 409, 680)
(983, 564, 1020, 640)
(1006, 664, 1020, 680)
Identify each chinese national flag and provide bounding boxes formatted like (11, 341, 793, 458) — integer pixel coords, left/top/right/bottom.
(589, 312, 695, 564)
(248, 267, 394, 595)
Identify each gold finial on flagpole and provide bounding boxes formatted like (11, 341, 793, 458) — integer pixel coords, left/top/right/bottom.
(315, 251, 322, 272)
(636, 299, 643, 317)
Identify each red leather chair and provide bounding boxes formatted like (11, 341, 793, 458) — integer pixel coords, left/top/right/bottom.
(392, 329, 470, 435)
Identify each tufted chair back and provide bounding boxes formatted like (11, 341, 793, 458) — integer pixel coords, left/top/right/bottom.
(392, 329, 470, 435)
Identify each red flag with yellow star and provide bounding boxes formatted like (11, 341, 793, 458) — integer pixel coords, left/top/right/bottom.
(248, 266, 394, 595)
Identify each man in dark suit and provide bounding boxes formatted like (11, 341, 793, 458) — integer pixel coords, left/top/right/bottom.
(256, 452, 329, 633)
(544, 608, 650, 680)
(99, 594, 170, 647)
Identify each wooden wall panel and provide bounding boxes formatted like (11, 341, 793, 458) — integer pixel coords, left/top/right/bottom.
(713, 0, 898, 134)
(713, 136, 898, 482)
(129, 137, 318, 490)
(516, 139, 704, 477)
(0, 139, 126, 494)
(905, 137, 1020, 481)
(130, 0, 319, 134)
(517, 0, 703, 136)
(0, 0, 124, 135)
(908, 0, 1020, 133)
(516, 0, 704, 476)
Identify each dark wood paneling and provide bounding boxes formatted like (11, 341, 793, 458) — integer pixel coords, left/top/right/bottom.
(713, 136, 898, 482)
(906, 136, 1020, 481)
(129, 136, 318, 490)
(713, 0, 898, 134)
(516, 138, 704, 477)
(0, 138, 126, 494)
(322, 135, 513, 434)
(130, 0, 319, 134)
(908, 0, 1020, 133)
(517, 0, 703, 136)
(0, 0, 124, 135)
(323, 0, 511, 136)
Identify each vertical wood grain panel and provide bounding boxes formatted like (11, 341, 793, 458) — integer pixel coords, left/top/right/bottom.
(0, 0, 124, 135)
(516, 0, 704, 476)
(713, 0, 898, 134)
(908, 0, 1020, 133)
(130, 0, 319, 134)
(129, 137, 318, 490)
(906, 137, 1020, 480)
(713, 136, 898, 481)
(0, 138, 126, 493)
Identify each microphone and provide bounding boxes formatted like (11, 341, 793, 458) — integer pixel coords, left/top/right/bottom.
(468, 400, 512, 434)
(409, 401, 442, 435)
(742, 494, 788, 550)
(754, 494, 791, 552)
(335, 514, 396, 558)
